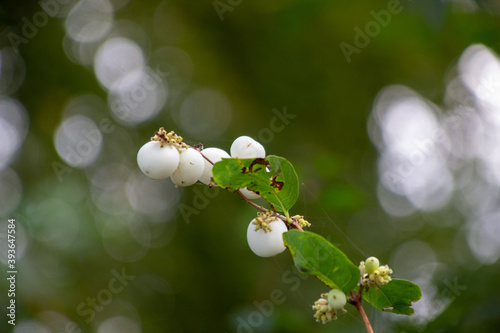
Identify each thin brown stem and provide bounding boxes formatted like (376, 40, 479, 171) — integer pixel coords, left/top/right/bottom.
(199, 151, 214, 165)
(236, 189, 268, 213)
(289, 219, 304, 231)
(355, 300, 373, 333)
(349, 288, 374, 333)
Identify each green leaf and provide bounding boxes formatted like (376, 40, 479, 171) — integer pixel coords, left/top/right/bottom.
(362, 279, 422, 315)
(283, 230, 360, 294)
(212, 155, 299, 213)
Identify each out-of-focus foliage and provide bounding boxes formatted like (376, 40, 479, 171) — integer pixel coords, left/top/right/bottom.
(1, 0, 500, 332)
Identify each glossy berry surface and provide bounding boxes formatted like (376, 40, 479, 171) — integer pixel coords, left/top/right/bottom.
(137, 141, 180, 180)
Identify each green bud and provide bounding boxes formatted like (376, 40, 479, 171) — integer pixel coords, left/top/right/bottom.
(364, 256, 380, 274)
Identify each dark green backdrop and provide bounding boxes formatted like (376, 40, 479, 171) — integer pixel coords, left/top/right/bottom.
(1, 0, 500, 332)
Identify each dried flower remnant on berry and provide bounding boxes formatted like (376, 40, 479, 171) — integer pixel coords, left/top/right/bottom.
(151, 127, 189, 150)
(252, 211, 279, 233)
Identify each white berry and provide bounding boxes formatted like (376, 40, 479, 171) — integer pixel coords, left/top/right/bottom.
(327, 289, 347, 310)
(239, 187, 260, 200)
(230, 136, 265, 159)
(199, 147, 230, 185)
(246, 217, 287, 257)
(171, 148, 205, 187)
(137, 141, 180, 179)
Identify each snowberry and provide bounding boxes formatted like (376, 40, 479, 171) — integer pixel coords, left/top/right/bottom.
(364, 256, 380, 274)
(137, 141, 180, 179)
(246, 217, 287, 257)
(199, 147, 230, 185)
(327, 289, 347, 310)
(230, 136, 266, 159)
(171, 148, 205, 187)
(239, 187, 260, 200)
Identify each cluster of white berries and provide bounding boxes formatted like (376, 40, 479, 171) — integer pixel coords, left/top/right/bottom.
(137, 128, 201, 186)
(138, 128, 294, 257)
(136, 128, 265, 200)
(359, 256, 393, 289)
(312, 289, 347, 324)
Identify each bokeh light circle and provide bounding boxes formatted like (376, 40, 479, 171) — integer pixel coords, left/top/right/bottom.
(65, 0, 114, 43)
(13, 321, 51, 333)
(125, 171, 180, 223)
(54, 115, 103, 168)
(175, 88, 232, 139)
(108, 67, 168, 125)
(391, 240, 438, 285)
(97, 315, 141, 333)
(467, 211, 500, 264)
(0, 98, 29, 170)
(94, 37, 145, 90)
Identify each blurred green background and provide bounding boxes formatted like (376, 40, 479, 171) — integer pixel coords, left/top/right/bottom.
(1, 0, 500, 332)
